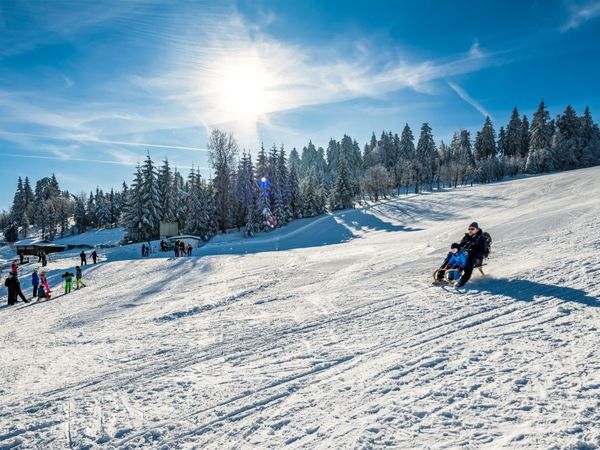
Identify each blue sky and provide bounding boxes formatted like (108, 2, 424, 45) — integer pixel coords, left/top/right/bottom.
(1, 0, 600, 208)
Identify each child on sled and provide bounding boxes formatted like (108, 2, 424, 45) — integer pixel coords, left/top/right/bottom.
(435, 243, 467, 283)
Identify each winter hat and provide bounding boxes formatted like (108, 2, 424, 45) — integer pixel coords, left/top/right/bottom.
(469, 222, 479, 229)
(451, 243, 461, 250)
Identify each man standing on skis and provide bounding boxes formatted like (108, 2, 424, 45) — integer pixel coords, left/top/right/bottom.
(455, 222, 487, 288)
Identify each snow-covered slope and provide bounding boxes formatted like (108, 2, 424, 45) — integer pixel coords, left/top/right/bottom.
(1, 168, 599, 449)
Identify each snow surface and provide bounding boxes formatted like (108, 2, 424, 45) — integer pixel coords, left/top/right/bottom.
(1, 167, 600, 449)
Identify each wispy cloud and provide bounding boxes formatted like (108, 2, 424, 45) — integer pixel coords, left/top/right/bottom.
(561, 1, 600, 31)
(448, 81, 492, 119)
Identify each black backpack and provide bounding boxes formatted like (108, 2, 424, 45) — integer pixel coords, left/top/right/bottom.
(482, 232, 492, 258)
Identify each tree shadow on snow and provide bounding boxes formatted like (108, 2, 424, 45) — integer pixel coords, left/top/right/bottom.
(478, 278, 600, 307)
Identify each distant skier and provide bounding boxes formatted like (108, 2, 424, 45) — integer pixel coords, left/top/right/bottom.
(187, 243, 192, 256)
(80, 251, 87, 266)
(11, 261, 18, 274)
(174, 241, 180, 258)
(32, 269, 40, 297)
(75, 266, 86, 289)
(62, 271, 74, 294)
(41, 252, 47, 267)
(91, 250, 98, 264)
(436, 243, 467, 282)
(141, 244, 147, 257)
(455, 222, 487, 288)
(179, 241, 185, 256)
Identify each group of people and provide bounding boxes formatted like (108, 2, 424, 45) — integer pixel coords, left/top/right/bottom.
(158, 239, 193, 257)
(4, 249, 94, 305)
(79, 250, 98, 265)
(436, 222, 489, 288)
(174, 240, 193, 257)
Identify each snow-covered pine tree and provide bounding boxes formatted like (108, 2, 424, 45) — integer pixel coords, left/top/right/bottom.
(325, 138, 340, 190)
(580, 106, 600, 166)
(268, 144, 284, 227)
(527, 100, 554, 173)
(185, 169, 217, 240)
(553, 105, 581, 170)
(141, 153, 162, 239)
(505, 107, 522, 158)
(158, 159, 176, 224)
(172, 169, 188, 233)
(123, 165, 146, 242)
(415, 123, 438, 192)
(497, 126, 507, 158)
(398, 124, 416, 194)
(330, 155, 354, 210)
(288, 160, 301, 219)
(86, 191, 97, 228)
(277, 146, 293, 224)
(23, 176, 34, 225)
(519, 115, 530, 158)
(74, 194, 88, 233)
(208, 130, 238, 233)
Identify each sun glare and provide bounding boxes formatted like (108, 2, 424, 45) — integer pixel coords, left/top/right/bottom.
(217, 59, 269, 121)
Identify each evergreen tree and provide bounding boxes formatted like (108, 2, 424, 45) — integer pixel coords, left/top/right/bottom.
(527, 100, 554, 173)
(140, 153, 161, 239)
(519, 115, 530, 158)
(208, 130, 239, 233)
(505, 107, 522, 157)
(398, 124, 416, 194)
(553, 105, 581, 170)
(158, 159, 176, 223)
(185, 169, 217, 240)
(74, 194, 88, 233)
(415, 123, 437, 192)
(474, 116, 497, 161)
(330, 155, 354, 210)
(123, 165, 146, 242)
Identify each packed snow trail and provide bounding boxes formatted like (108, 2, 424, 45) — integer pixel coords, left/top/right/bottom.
(1, 167, 600, 449)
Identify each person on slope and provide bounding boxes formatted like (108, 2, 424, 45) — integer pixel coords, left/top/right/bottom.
(174, 241, 179, 258)
(179, 241, 185, 256)
(436, 243, 467, 282)
(5, 276, 16, 305)
(91, 250, 98, 264)
(10, 272, 30, 303)
(62, 271, 74, 294)
(39, 271, 51, 300)
(32, 269, 40, 298)
(75, 266, 86, 290)
(11, 261, 18, 274)
(80, 251, 87, 266)
(455, 222, 487, 288)
(187, 243, 192, 256)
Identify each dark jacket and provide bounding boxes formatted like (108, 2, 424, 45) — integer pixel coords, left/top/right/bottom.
(32, 272, 40, 285)
(459, 229, 487, 260)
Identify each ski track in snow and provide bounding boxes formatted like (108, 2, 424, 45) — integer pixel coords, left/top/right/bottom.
(1, 168, 600, 449)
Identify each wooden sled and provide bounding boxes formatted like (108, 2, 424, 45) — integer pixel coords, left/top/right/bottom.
(433, 264, 486, 283)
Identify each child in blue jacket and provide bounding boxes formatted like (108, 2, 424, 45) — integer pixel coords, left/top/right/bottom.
(437, 243, 467, 282)
(32, 269, 40, 297)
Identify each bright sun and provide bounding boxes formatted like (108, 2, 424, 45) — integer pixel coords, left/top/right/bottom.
(217, 60, 269, 121)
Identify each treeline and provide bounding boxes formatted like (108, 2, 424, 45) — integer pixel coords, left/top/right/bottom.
(2, 100, 599, 243)
(0, 174, 126, 242)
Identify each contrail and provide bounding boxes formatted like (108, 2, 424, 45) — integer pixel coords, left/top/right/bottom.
(0, 130, 209, 152)
(0, 152, 207, 171)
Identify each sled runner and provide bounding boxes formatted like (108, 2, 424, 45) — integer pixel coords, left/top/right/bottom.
(432, 264, 486, 284)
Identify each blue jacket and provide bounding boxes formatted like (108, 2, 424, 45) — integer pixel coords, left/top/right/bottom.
(446, 251, 467, 269)
(32, 272, 40, 285)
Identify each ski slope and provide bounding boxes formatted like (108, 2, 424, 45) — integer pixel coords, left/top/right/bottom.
(1, 167, 599, 449)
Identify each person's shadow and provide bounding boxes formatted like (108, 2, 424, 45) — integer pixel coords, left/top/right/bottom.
(477, 278, 600, 307)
